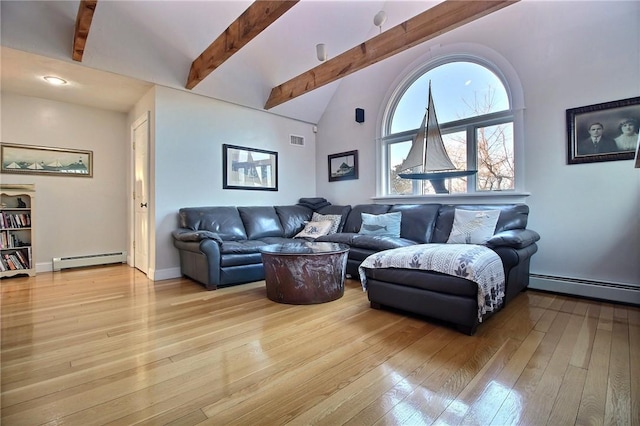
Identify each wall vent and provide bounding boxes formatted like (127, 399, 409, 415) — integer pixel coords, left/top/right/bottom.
(52, 251, 127, 271)
(290, 135, 305, 146)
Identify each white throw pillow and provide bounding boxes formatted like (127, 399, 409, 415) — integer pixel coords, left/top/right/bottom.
(311, 212, 342, 234)
(447, 209, 500, 244)
(294, 220, 334, 239)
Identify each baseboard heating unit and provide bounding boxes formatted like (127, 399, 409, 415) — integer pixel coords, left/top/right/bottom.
(529, 274, 640, 306)
(52, 251, 127, 271)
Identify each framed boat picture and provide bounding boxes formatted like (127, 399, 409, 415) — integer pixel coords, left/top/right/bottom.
(328, 150, 358, 182)
(0, 143, 93, 177)
(222, 144, 278, 191)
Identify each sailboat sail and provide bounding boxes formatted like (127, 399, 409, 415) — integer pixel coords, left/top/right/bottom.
(399, 85, 456, 174)
(398, 83, 476, 192)
(27, 162, 44, 170)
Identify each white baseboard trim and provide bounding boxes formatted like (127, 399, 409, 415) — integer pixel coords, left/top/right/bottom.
(35, 263, 182, 282)
(36, 262, 53, 273)
(529, 274, 640, 306)
(150, 267, 182, 281)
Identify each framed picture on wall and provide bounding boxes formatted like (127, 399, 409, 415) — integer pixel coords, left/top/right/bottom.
(328, 150, 358, 182)
(0, 143, 93, 177)
(222, 144, 278, 191)
(567, 96, 639, 165)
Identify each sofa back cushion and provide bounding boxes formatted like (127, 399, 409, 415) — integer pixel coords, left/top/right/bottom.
(179, 207, 247, 241)
(342, 204, 392, 233)
(389, 204, 441, 243)
(315, 205, 351, 232)
(275, 205, 313, 237)
(238, 206, 285, 239)
(432, 204, 530, 243)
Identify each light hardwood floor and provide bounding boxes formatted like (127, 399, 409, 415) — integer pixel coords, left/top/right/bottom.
(1, 265, 638, 425)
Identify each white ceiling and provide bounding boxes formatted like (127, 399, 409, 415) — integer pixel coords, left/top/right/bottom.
(0, 1, 438, 123)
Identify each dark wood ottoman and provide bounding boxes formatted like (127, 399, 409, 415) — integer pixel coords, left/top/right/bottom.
(260, 242, 349, 304)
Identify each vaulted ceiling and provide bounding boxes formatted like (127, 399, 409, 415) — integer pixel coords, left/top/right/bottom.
(0, 0, 517, 123)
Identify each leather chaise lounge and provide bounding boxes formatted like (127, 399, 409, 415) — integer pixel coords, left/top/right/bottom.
(173, 201, 540, 334)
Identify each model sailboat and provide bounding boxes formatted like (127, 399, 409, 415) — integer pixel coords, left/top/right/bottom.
(398, 83, 476, 193)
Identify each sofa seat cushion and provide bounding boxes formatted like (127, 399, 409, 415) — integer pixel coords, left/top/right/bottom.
(345, 246, 377, 262)
(317, 233, 415, 251)
(316, 233, 356, 245)
(363, 268, 478, 298)
(349, 234, 416, 251)
(258, 237, 302, 245)
(221, 253, 263, 267)
(220, 240, 268, 254)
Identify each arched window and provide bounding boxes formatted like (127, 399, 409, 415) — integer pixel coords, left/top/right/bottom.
(381, 56, 518, 196)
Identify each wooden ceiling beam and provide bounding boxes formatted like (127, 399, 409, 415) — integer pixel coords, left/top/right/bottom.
(264, 0, 518, 110)
(72, 0, 98, 62)
(186, 0, 299, 90)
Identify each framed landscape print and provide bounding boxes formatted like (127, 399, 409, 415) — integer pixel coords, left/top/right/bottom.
(328, 150, 358, 182)
(567, 96, 639, 165)
(1, 143, 93, 177)
(222, 144, 278, 191)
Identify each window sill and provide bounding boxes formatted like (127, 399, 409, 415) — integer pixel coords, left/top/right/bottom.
(372, 191, 531, 205)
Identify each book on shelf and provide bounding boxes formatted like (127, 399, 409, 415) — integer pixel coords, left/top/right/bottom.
(0, 212, 31, 229)
(4, 254, 16, 270)
(2, 250, 29, 270)
(15, 250, 28, 267)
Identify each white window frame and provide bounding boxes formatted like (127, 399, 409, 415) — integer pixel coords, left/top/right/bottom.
(375, 44, 528, 203)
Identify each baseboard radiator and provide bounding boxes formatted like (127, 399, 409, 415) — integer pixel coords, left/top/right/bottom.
(529, 274, 640, 306)
(52, 251, 127, 271)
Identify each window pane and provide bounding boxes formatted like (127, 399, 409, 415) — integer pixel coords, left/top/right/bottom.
(476, 123, 514, 191)
(388, 140, 413, 195)
(390, 61, 509, 134)
(421, 131, 468, 194)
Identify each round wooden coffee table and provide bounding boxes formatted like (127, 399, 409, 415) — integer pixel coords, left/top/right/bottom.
(260, 242, 349, 304)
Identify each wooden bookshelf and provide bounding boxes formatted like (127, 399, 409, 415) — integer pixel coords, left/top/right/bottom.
(1, 184, 35, 278)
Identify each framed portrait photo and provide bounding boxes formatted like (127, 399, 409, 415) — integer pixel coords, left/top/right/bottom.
(567, 96, 639, 165)
(328, 150, 358, 182)
(222, 144, 278, 191)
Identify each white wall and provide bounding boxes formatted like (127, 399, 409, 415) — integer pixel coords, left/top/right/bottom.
(1, 92, 128, 271)
(316, 1, 640, 290)
(139, 86, 317, 280)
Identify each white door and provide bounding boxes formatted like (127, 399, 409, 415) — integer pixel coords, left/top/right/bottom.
(133, 113, 149, 275)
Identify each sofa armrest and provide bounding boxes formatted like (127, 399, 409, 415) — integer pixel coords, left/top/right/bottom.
(486, 229, 540, 249)
(172, 229, 223, 244)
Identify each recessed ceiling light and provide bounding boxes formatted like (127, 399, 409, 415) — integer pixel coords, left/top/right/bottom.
(43, 76, 68, 85)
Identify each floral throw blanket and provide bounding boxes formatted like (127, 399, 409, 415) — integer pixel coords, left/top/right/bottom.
(358, 244, 505, 322)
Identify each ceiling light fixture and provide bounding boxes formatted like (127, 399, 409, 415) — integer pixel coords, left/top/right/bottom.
(373, 11, 387, 34)
(316, 43, 327, 62)
(43, 76, 68, 85)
